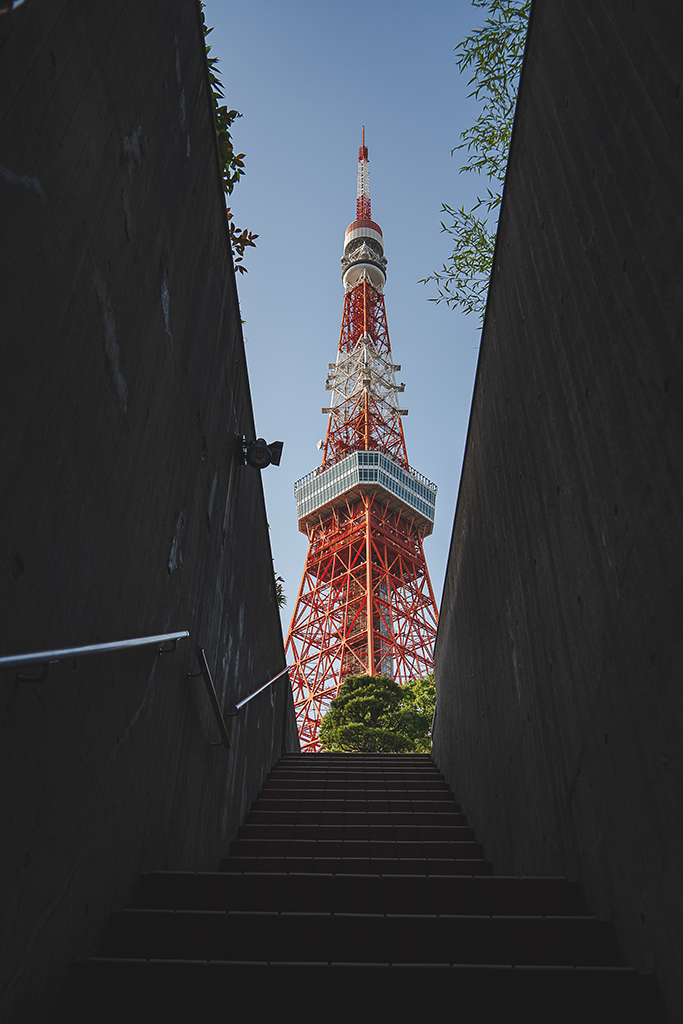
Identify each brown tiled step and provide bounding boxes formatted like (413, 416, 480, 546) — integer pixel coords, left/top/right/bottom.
(101, 909, 621, 966)
(221, 856, 493, 875)
(262, 779, 451, 792)
(246, 811, 471, 827)
(229, 838, 484, 859)
(278, 753, 435, 760)
(252, 797, 462, 814)
(276, 757, 437, 767)
(273, 771, 444, 775)
(268, 770, 443, 782)
(237, 824, 476, 842)
(269, 760, 442, 770)
(274, 754, 438, 761)
(64, 960, 665, 1023)
(274, 765, 439, 773)
(134, 872, 585, 916)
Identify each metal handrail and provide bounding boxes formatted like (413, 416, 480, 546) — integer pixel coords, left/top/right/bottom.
(0, 632, 289, 750)
(236, 665, 291, 710)
(0, 630, 190, 681)
(188, 647, 233, 749)
(189, 646, 291, 749)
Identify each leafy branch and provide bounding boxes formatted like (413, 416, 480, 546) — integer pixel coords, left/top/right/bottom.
(455, 0, 530, 191)
(200, 5, 258, 273)
(226, 209, 258, 274)
(427, 205, 496, 318)
(274, 565, 286, 608)
(421, 0, 530, 319)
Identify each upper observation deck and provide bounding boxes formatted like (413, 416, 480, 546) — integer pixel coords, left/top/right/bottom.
(294, 450, 437, 535)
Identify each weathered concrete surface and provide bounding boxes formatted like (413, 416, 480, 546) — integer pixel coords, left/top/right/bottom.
(432, 0, 683, 1019)
(0, 2, 298, 1021)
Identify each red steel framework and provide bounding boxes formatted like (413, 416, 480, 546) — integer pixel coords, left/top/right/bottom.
(285, 131, 438, 752)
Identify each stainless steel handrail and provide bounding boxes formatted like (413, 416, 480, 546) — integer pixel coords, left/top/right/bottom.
(0, 630, 190, 681)
(0, 630, 288, 753)
(189, 647, 291, 749)
(0, 632, 289, 750)
(235, 665, 291, 711)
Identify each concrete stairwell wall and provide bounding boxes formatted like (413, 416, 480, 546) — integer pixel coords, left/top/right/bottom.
(432, 1, 683, 1020)
(0, 2, 298, 1021)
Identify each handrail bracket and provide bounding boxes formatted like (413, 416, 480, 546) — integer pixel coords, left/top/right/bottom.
(159, 638, 182, 655)
(17, 659, 59, 683)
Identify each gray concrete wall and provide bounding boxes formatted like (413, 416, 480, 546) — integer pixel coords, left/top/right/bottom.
(432, 0, 683, 1019)
(0, 2, 298, 1021)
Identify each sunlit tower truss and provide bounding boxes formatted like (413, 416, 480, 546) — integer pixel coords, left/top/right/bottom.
(285, 130, 439, 752)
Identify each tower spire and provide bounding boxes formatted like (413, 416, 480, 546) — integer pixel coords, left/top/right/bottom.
(285, 136, 439, 753)
(356, 126, 371, 221)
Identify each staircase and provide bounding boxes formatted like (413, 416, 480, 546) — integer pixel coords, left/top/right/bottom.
(65, 753, 663, 1021)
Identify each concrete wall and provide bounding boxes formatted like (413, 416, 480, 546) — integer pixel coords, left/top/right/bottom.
(432, 0, 683, 1019)
(0, 2, 298, 1021)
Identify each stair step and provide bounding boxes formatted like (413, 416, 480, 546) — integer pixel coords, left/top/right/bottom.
(247, 810, 467, 825)
(272, 760, 440, 767)
(237, 824, 476, 841)
(103, 909, 620, 966)
(266, 773, 446, 784)
(229, 838, 484, 859)
(252, 797, 462, 813)
(277, 754, 436, 761)
(278, 753, 435, 760)
(66, 960, 664, 1023)
(266, 770, 444, 774)
(221, 856, 493, 875)
(262, 779, 450, 791)
(134, 871, 586, 915)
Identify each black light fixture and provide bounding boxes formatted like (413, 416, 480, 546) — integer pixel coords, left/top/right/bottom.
(241, 436, 284, 469)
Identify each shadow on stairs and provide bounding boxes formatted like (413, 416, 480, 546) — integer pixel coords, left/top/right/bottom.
(62, 753, 665, 1021)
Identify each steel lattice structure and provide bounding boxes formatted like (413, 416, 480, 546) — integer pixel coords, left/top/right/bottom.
(285, 130, 438, 752)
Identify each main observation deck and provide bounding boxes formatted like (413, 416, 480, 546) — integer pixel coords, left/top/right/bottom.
(294, 450, 437, 535)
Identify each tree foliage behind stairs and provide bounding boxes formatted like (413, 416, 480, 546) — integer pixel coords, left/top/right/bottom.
(319, 674, 436, 752)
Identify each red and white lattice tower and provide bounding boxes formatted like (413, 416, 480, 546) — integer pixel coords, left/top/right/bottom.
(285, 129, 439, 752)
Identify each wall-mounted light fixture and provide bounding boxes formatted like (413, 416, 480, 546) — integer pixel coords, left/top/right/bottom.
(239, 436, 284, 469)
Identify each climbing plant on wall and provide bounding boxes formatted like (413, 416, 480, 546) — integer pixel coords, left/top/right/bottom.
(200, 6, 258, 274)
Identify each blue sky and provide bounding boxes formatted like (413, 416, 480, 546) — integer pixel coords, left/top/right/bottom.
(202, 0, 488, 630)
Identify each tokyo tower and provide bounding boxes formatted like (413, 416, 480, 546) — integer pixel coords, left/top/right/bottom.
(285, 130, 439, 752)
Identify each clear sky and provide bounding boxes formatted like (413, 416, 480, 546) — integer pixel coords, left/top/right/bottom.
(202, 0, 488, 632)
